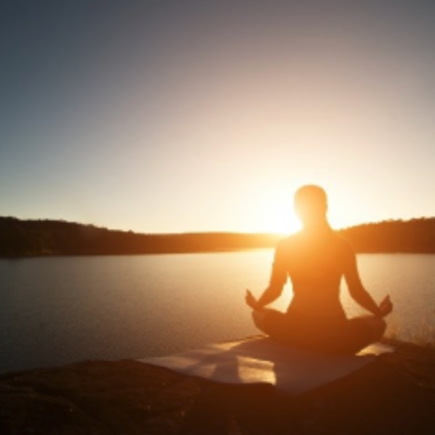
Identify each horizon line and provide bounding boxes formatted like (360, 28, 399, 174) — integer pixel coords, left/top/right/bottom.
(1, 215, 434, 237)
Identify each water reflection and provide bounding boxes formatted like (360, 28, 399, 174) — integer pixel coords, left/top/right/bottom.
(0, 252, 434, 374)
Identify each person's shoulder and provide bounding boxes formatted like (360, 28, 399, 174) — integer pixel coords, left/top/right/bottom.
(275, 232, 302, 252)
(332, 232, 355, 256)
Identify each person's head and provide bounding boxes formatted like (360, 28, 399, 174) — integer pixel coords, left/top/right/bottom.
(294, 185, 328, 227)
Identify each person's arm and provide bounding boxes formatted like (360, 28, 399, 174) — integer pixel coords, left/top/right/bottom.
(344, 246, 392, 317)
(245, 243, 287, 310)
(246, 285, 282, 310)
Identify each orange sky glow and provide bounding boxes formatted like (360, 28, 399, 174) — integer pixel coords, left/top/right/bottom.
(1, 1, 434, 234)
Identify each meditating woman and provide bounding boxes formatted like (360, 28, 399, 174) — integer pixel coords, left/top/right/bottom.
(245, 185, 393, 354)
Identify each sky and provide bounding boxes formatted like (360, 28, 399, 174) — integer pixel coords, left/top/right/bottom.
(1, 0, 434, 234)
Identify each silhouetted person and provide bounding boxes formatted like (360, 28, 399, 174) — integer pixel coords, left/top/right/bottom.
(245, 185, 393, 354)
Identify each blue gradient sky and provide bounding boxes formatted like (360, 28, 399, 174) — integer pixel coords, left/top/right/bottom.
(1, 0, 434, 233)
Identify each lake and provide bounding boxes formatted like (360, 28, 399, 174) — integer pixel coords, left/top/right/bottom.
(1, 251, 434, 374)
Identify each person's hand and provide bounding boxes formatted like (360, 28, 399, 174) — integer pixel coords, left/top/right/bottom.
(378, 295, 393, 317)
(245, 289, 258, 310)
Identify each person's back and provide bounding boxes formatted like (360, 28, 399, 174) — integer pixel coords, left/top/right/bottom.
(245, 185, 393, 354)
(274, 229, 351, 317)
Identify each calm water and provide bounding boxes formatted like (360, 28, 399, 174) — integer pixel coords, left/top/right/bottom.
(1, 251, 434, 374)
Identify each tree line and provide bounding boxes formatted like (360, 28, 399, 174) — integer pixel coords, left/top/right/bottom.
(1, 216, 434, 257)
(337, 218, 435, 253)
(0, 217, 281, 256)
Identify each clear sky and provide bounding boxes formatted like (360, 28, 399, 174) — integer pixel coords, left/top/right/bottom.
(1, 0, 434, 234)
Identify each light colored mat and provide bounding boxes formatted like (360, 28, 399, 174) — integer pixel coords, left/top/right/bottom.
(138, 336, 393, 397)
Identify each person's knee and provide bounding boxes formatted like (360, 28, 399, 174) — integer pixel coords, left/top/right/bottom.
(251, 310, 264, 331)
(368, 316, 387, 340)
(251, 308, 276, 333)
(378, 317, 387, 337)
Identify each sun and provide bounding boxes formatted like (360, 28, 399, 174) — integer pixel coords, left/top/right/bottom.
(254, 187, 302, 235)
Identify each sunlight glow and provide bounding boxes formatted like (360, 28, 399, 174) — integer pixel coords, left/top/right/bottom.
(253, 186, 302, 235)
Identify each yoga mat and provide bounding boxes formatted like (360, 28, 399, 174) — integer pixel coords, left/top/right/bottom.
(138, 336, 393, 397)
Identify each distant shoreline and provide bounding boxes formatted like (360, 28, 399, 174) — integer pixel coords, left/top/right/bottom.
(2, 249, 435, 260)
(1, 216, 435, 257)
(0, 246, 273, 259)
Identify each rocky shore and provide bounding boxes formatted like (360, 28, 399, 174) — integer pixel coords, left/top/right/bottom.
(1, 339, 434, 434)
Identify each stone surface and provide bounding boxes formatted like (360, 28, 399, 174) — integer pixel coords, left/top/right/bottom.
(1, 339, 434, 434)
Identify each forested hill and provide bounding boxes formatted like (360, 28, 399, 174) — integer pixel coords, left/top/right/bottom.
(0, 217, 281, 256)
(337, 218, 435, 253)
(0, 216, 434, 257)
